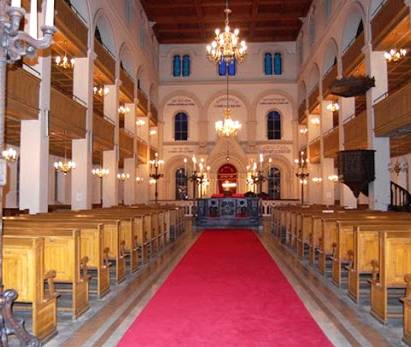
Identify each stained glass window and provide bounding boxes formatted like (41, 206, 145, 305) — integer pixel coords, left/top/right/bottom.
(267, 111, 281, 140)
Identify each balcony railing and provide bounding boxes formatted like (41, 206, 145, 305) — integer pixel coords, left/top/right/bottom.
(322, 65, 338, 98)
(55, 0, 88, 55)
(137, 141, 148, 162)
(137, 88, 148, 116)
(371, 0, 408, 50)
(93, 113, 115, 150)
(120, 68, 135, 102)
(50, 87, 86, 138)
(323, 128, 339, 158)
(374, 81, 411, 137)
(119, 129, 134, 158)
(94, 39, 115, 82)
(343, 110, 367, 150)
(342, 32, 365, 76)
(308, 139, 321, 164)
(7, 67, 40, 120)
(308, 86, 320, 114)
(150, 102, 158, 125)
(298, 99, 306, 123)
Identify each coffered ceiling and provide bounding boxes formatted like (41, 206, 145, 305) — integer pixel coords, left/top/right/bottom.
(141, 0, 313, 44)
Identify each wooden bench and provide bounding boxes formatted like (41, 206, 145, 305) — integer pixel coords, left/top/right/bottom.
(3, 227, 89, 319)
(403, 275, 411, 345)
(3, 236, 58, 341)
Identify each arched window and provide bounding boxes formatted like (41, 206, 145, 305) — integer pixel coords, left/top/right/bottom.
(274, 53, 282, 75)
(173, 55, 181, 77)
(175, 112, 188, 141)
(175, 168, 188, 200)
(309, 16, 316, 44)
(218, 59, 236, 76)
(182, 55, 190, 77)
(267, 111, 281, 140)
(356, 20, 364, 38)
(95, 27, 103, 44)
(264, 53, 273, 75)
(268, 167, 281, 200)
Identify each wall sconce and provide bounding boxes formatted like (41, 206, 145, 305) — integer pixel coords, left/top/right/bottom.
(2, 148, 18, 162)
(384, 48, 407, 63)
(118, 105, 130, 114)
(93, 86, 109, 96)
(136, 119, 146, 127)
(149, 128, 158, 136)
(299, 127, 308, 134)
(117, 173, 130, 181)
(326, 102, 340, 112)
(310, 117, 320, 125)
(328, 175, 339, 182)
(312, 176, 322, 183)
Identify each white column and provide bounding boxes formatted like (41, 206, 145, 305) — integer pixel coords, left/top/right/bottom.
(102, 150, 118, 207)
(123, 157, 136, 205)
(364, 46, 390, 210)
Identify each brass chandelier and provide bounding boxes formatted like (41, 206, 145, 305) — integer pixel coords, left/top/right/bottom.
(206, 0, 247, 64)
(54, 132, 76, 175)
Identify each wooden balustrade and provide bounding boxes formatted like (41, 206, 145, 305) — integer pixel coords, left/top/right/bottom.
(150, 102, 158, 125)
(342, 32, 365, 76)
(343, 111, 368, 150)
(93, 113, 115, 150)
(308, 86, 320, 114)
(323, 128, 339, 158)
(298, 100, 306, 123)
(308, 139, 321, 164)
(50, 87, 86, 138)
(120, 69, 135, 102)
(137, 88, 148, 116)
(374, 81, 411, 137)
(119, 129, 134, 159)
(55, 0, 88, 56)
(94, 39, 115, 83)
(6, 67, 40, 120)
(371, 0, 408, 50)
(322, 65, 338, 98)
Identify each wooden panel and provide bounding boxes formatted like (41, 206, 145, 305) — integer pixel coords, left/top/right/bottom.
(308, 139, 321, 164)
(94, 39, 115, 83)
(120, 69, 135, 102)
(323, 128, 339, 158)
(371, 0, 408, 50)
(298, 99, 306, 123)
(308, 86, 319, 114)
(6, 67, 40, 120)
(119, 129, 134, 158)
(137, 88, 148, 116)
(137, 141, 148, 163)
(322, 65, 337, 98)
(342, 32, 365, 76)
(343, 111, 368, 150)
(150, 102, 158, 125)
(55, 0, 88, 56)
(93, 113, 115, 150)
(374, 81, 411, 137)
(50, 87, 86, 139)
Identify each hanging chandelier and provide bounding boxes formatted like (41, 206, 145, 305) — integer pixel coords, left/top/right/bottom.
(93, 85, 109, 96)
(54, 133, 76, 175)
(117, 173, 130, 181)
(118, 104, 130, 115)
(326, 102, 340, 112)
(2, 147, 18, 162)
(55, 41, 75, 70)
(206, 1, 247, 64)
(215, 107, 242, 137)
(384, 48, 407, 63)
(92, 167, 110, 178)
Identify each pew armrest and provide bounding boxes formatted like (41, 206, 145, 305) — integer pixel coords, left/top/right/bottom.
(80, 256, 90, 282)
(103, 247, 110, 268)
(404, 274, 411, 304)
(44, 270, 58, 300)
(371, 259, 380, 284)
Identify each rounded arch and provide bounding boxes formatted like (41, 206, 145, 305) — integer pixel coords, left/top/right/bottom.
(70, 0, 91, 27)
(159, 90, 203, 122)
(93, 9, 117, 56)
(162, 155, 193, 200)
(369, 0, 385, 18)
(322, 38, 339, 75)
(266, 109, 282, 140)
(174, 111, 189, 141)
(252, 89, 296, 120)
(261, 154, 294, 199)
(340, 2, 366, 52)
(307, 63, 320, 92)
(119, 43, 135, 77)
(298, 80, 307, 104)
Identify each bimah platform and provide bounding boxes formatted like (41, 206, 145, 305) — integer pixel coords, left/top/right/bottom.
(195, 197, 261, 228)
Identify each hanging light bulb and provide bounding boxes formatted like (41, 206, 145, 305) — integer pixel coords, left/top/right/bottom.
(2, 147, 18, 162)
(92, 167, 110, 178)
(326, 102, 340, 112)
(117, 173, 130, 181)
(93, 86, 110, 96)
(118, 105, 130, 115)
(54, 132, 76, 175)
(384, 48, 407, 62)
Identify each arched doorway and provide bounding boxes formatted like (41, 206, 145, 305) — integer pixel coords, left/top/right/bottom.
(217, 164, 237, 195)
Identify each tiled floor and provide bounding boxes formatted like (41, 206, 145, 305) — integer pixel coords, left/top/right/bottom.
(42, 229, 404, 346)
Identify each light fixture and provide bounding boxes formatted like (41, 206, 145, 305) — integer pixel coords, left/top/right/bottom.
(326, 102, 340, 112)
(118, 105, 130, 115)
(295, 150, 310, 204)
(149, 177, 157, 185)
(299, 127, 308, 134)
(388, 160, 408, 176)
(149, 128, 158, 136)
(136, 176, 144, 183)
(136, 119, 146, 127)
(215, 108, 242, 137)
(328, 175, 339, 182)
(55, 41, 75, 70)
(206, 1, 247, 64)
(222, 180, 237, 190)
(54, 132, 76, 175)
(2, 147, 17, 162)
(310, 117, 320, 125)
(93, 86, 109, 96)
(312, 176, 323, 183)
(117, 172, 130, 181)
(92, 167, 109, 178)
(384, 48, 407, 63)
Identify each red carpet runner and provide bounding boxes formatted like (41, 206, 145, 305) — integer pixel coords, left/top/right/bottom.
(118, 230, 332, 347)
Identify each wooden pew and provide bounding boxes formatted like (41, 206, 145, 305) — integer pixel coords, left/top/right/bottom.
(403, 275, 411, 345)
(3, 228, 89, 319)
(4, 219, 110, 297)
(3, 236, 58, 341)
(370, 229, 411, 323)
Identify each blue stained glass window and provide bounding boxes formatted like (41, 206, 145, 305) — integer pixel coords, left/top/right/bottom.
(173, 55, 181, 77)
(175, 112, 188, 141)
(228, 59, 236, 76)
(274, 53, 282, 75)
(218, 60, 227, 76)
(267, 111, 281, 140)
(218, 59, 236, 76)
(182, 55, 190, 76)
(264, 53, 273, 75)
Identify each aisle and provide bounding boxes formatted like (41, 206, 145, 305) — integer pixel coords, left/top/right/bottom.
(118, 230, 332, 347)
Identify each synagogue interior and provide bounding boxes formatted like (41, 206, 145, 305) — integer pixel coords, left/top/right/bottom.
(0, 0, 411, 346)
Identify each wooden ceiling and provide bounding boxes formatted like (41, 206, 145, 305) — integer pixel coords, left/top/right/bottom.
(141, 0, 312, 44)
